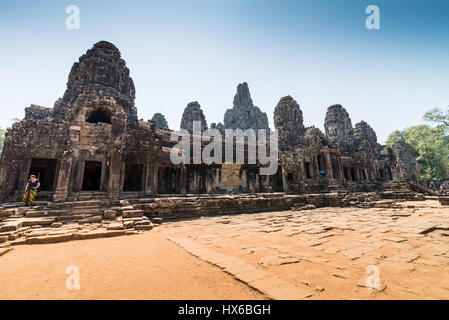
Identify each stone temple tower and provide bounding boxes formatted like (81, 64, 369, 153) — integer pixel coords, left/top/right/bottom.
(53, 40, 139, 129)
(0, 41, 160, 202)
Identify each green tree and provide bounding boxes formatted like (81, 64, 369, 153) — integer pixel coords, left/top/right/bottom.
(424, 107, 449, 128)
(387, 108, 449, 182)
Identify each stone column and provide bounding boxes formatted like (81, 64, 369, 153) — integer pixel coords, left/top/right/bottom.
(325, 152, 334, 179)
(282, 169, 288, 192)
(337, 156, 344, 181)
(107, 140, 123, 199)
(180, 166, 186, 195)
(312, 155, 319, 180)
(248, 172, 256, 194)
(53, 150, 74, 203)
(206, 168, 214, 194)
(146, 164, 158, 194)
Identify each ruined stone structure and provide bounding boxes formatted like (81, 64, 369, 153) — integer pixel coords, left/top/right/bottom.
(275, 101, 418, 194)
(224, 82, 270, 134)
(180, 101, 208, 133)
(151, 113, 169, 130)
(0, 41, 420, 205)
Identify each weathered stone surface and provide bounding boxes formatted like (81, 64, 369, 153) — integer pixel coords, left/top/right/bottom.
(274, 96, 304, 151)
(440, 197, 449, 206)
(152, 217, 163, 224)
(210, 122, 224, 135)
(223, 82, 270, 134)
(78, 216, 102, 224)
(0, 247, 13, 257)
(106, 222, 124, 230)
(180, 101, 207, 133)
(25, 105, 51, 120)
(393, 141, 418, 180)
(151, 113, 169, 130)
(354, 121, 378, 149)
(103, 209, 117, 219)
(54, 41, 138, 128)
(324, 104, 355, 152)
(122, 209, 143, 218)
(51, 222, 63, 228)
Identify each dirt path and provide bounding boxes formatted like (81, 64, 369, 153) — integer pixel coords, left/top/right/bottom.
(0, 230, 264, 300)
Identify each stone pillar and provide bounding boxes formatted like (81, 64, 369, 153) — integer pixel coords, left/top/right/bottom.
(206, 168, 214, 194)
(16, 158, 32, 200)
(53, 150, 74, 203)
(248, 172, 256, 194)
(107, 140, 123, 199)
(312, 155, 319, 180)
(337, 156, 344, 181)
(180, 166, 186, 195)
(282, 169, 288, 192)
(325, 152, 333, 179)
(146, 164, 158, 194)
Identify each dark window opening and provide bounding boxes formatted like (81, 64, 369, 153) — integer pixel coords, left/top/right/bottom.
(331, 155, 339, 179)
(270, 166, 284, 192)
(28, 158, 57, 191)
(343, 167, 349, 180)
(361, 169, 367, 180)
(350, 168, 357, 181)
(317, 155, 324, 172)
(186, 166, 206, 194)
(387, 167, 393, 180)
(287, 172, 294, 183)
(86, 108, 112, 124)
(124, 163, 143, 191)
(379, 168, 385, 179)
(82, 161, 102, 191)
(305, 162, 312, 179)
(158, 167, 181, 194)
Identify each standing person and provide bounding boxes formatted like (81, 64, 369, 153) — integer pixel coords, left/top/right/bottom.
(22, 175, 40, 206)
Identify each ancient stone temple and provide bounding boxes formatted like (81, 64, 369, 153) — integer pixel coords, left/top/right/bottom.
(151, 113, 169, 130)
(224, 82, 270, 134)
(0, 41, 420, 204)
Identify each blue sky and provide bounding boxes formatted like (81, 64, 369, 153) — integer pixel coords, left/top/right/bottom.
(0, 0, 448, 143)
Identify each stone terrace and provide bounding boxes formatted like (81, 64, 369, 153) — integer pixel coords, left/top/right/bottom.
(166, 199, 449, 299)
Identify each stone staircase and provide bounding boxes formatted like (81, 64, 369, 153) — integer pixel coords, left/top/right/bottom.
(67, 191, 108, 201)
(0, 196, 156, 248)
(25, 200, 105, 223)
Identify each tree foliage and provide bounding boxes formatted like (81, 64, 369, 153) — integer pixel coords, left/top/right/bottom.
(387, 107, 449, 182)
(424, 107, 449, 128)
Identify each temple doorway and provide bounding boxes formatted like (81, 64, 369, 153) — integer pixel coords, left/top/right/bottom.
(28, 158, 57, 191)
(158, 167, 181, 194)
(123, 163, 143, 191)
(82, 161, 102, 191)
(270, 166, 284, 192)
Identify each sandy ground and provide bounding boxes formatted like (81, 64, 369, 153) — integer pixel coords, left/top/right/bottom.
(1, 200, 448, 300)
(0, 231, 263, 300)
